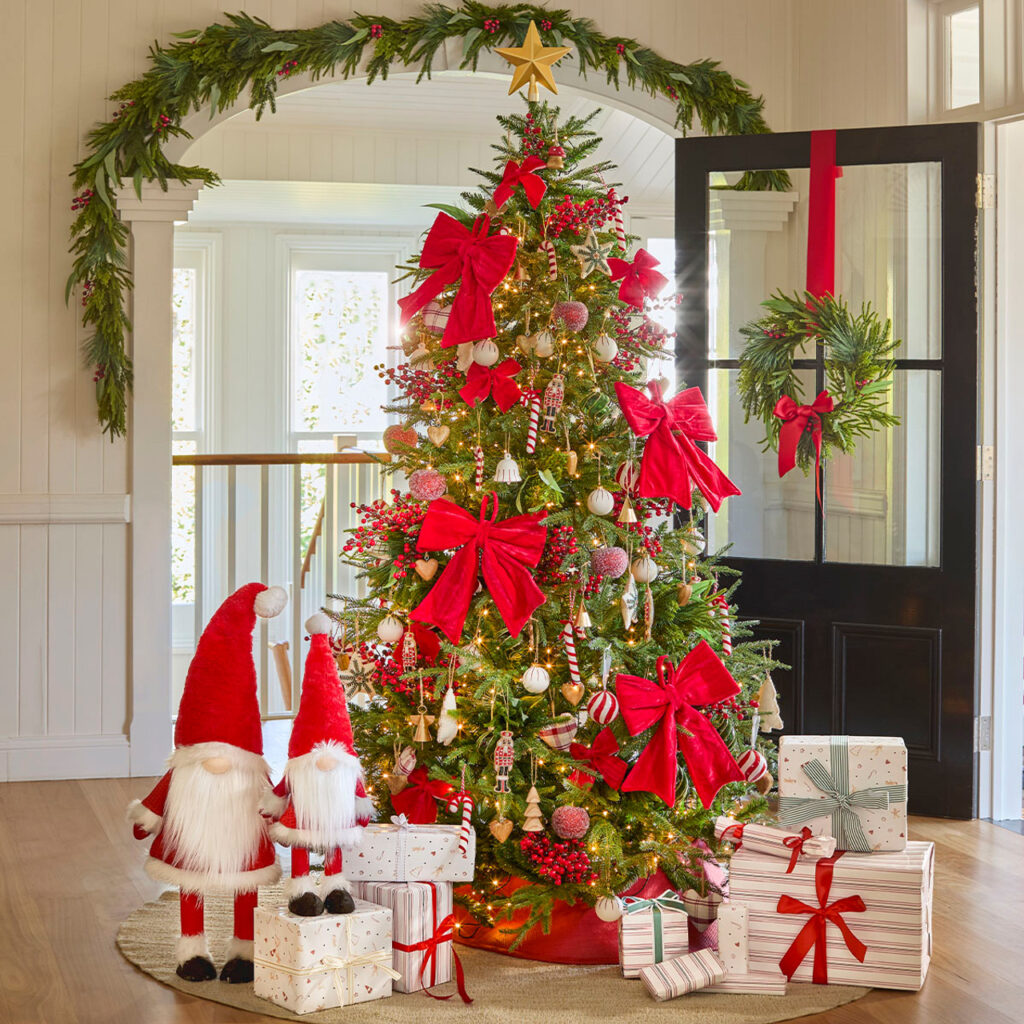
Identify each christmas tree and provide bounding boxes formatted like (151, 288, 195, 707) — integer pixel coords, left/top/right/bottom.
(331, 103, 773, 943)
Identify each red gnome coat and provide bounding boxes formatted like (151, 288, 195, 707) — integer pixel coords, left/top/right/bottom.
(127, 582, 287, 894)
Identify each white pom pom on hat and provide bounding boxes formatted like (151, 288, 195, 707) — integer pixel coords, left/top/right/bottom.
(254, 585, 288, 618)
(305, 611, 332, 635)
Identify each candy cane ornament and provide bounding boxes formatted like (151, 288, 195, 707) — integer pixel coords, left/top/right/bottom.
(609, 188, 627, 250)
(561, 621, 582, 686)
(446, 789, 475, 856)
(473, 444, 485, 490)
(539, 239, 558, 280)
(711, 590, 733, 656)
(524, 390, 541, 454)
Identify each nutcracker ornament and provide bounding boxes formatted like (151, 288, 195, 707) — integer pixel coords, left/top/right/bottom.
(540, 373, 565, 433)
(494, 730, 515, 793)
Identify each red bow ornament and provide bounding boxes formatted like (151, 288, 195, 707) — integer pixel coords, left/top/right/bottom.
(607, 248, 668, 308)
(568, 729, 628, 790)
(459, 358, 522, 412)
(410, 495, 547, 644)
(390, 767, 454, 824)
(774, 390, 834, 500)
(397, 213, 518, 348)
(493, 156, 548, 209)
(777, 852, 867, 984)
(615, 380, 741, 512)
(782, 826, 815, 874)
(617, 641, 745, 808)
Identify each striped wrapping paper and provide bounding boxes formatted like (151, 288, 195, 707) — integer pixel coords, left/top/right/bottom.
(703, 903, 788, 994)
(349, 881, 453, 994)
(715, 817, 837, 864)
(729, 841, 935, 991)
(618, 905, 690, 978)
(640, 949, 726, 1000)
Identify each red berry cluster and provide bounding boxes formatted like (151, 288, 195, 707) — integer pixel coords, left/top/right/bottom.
(370, 23, 383, 38)
(277, 60, 299, 77)
(540, 19, 553, 32)
(535, 524, 579, 586)
(521, 111, 547, 158)
(582, 572, 603, 598)
(343, 490, 427, 583)
(111, 100, 136, 120)
(667, 86, 679, 101)
(155, 113, 172, 136)
(483, 18, 501, 33)
(761, 327, 788, 339)
(616, 43, 627, 56)
(545, 189, 625, 239)
(519, 834, 598, 886)
(377, 358, 461, 409)
(92, 364, 106, 383)
(610, 494, 666, 556)
(81, 280, 94, 307)
(71, 189, 94, 212)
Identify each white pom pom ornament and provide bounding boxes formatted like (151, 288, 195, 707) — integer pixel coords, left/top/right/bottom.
(595, 896, 623, 922)
(592, 333, 619, 364)
(472, 339, 500, 366)
(376, 614, 405, 643)
(522, 664, 551, 694)
(630, 556, 660, 583)
(587, 487, 615, 516)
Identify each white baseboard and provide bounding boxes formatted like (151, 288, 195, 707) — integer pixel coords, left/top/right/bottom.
(0, 733, 131, 781)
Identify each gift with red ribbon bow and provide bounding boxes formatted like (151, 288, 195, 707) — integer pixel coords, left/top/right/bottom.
(568, 728, 628, 789)
(458, 358, 522, 411)
(410, 494, 547, 644)
(397, 213, 518, 348)
(617, 642, 745, 808)
(390, 767, 454, 824)
(714, 816, 837, 865)
(774, 390, 834, 501)
(493, 156, 548, 209)
(607, 247, 668, 308)
(615, 380, 741, 512)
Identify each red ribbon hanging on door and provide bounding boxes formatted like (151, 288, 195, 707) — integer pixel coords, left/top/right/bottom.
(806, 130, 843, 299)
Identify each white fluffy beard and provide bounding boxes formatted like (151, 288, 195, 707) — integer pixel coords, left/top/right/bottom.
(286, 742, 362, 850)
(162, 748, 268, 877)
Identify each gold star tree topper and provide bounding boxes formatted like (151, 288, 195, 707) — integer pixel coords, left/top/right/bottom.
(495, 21, 572, 102)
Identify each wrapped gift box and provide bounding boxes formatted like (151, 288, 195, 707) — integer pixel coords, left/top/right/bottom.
(345, 821, 476, 881)
(777, 735, 908, 852)
(704, 902, 788, 995)
(619, 891, 690, 978)
(729, 841, 935, 991)
(349, 880, 455, 994)
(253, 899, 397, 1014)
(715, 816, 837, 867)
(640, 949, 726, 1000)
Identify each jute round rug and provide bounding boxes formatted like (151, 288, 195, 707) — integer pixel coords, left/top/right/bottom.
(117, 887, 868, 1023)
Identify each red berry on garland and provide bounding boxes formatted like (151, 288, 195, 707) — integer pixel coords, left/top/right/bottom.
(551, 806, 590, 840)
(370, 23, 383, 38)
(616, 43, 626, 56)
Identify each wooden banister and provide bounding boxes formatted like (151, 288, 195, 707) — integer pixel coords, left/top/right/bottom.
(300, 498, 326, 590)
(172, 452, 392, 466)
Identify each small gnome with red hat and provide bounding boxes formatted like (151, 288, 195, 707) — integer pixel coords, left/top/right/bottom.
(261, 612, 374, 917)
(127, 582, 287, 983)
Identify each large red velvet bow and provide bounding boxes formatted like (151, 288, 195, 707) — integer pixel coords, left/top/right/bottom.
(615, 380, 741, 512)
(783, 827, 815, 874)
(617, 641, 744, 808)
(410, 495, 547, 644)
(459, 358, 522, 412)
(397, 213, 518, 348)
(493, 156, 547, 209)
(607, 248, 668, 308)
(774, 390, 834, 501)
(777, 852, 867, 984)
(568, 729, 628, 789)
(390, 767, 454, 824)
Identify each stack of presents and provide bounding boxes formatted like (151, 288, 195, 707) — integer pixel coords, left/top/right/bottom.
(624, 734, 933, 1001)
(253, 820, 476, 1014)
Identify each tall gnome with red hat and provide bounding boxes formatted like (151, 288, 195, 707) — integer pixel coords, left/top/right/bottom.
(127, 582, 287, 983)
(261, 612, 374, 917)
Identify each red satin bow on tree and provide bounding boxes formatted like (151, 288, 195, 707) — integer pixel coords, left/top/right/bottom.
(410, 495, 548, 644)
(397, 213, 518, 348)
(617, 641, 745, 808)
(568, 729, 628, 789)
(777, 852, 867, 983)
(390, 767, 454, 824)
(459, 358, 522, 411)
(615, 380, 741, 512)
(774, 390, 834, 501)
(782, 826, 815, 874)
(607, 248, 668, 308)
(493, 156, 548, 209)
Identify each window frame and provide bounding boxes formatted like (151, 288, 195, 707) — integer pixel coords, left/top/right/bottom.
(929, 0, 984, 118)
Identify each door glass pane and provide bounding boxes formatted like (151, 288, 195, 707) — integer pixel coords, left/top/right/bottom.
(824, 370, 941, 567)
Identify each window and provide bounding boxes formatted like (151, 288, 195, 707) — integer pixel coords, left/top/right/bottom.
(946, 3, 980, 109)
(643, 235, 678, 392)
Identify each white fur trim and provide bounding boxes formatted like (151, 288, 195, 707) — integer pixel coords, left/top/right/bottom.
(168, 742, 270, 776)
(127, 799, 162, 834)
(176, 933, 211, 965)
(322, 874, 350, 893)
(223, 937, 254, 962)
(254, 585, 288, 618)
(260, 788, 289, 819)
(355, 796, 376, 822)
(270, 822, 365, 852)
(145, 857, 282, 896)
(305, 611, 332, 635)
(285, 874, 321, 899)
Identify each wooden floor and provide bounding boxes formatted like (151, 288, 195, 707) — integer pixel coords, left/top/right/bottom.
(1, 778, 1021, 1024)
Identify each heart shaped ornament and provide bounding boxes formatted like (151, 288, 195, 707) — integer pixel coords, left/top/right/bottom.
(427, 424, 450, 446)
(682, 889, 723, 932)
(561, 682, 585, 706)
(489, 817, 514, 843)
(415, 558, 439, 581)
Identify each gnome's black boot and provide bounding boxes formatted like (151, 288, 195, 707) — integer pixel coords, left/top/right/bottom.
(324, 887, 355, 915)
(219, 938, 255, 983)
(175, 935, 216, 982)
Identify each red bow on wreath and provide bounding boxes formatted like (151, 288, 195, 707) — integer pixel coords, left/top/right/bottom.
(617, 641, 745, 808)
(397, 213, 518, 348)
(493, 156, 548, 209)
(459, 359, 522, 412)
(607, 248, 668, 308)
(410, 495, 547, 644)
(774, 391, 834, 502)
(568, 729, 629, 790)
(615, 380, 741, 512)
(390, 768, 454, 825)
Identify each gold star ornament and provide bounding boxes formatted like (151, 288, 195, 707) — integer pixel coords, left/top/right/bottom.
(495, 21, 572, 102)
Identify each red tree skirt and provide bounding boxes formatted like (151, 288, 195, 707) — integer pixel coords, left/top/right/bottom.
(454, 871, 676, 965)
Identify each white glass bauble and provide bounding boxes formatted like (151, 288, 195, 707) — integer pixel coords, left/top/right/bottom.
(586, 487, 615, 516)
(522, 664, 551, 694)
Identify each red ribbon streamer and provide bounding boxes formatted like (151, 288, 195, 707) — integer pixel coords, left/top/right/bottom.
(773, 390, 834, 501)
(396, 213, 518, 348)
(458, 358, 522, 412)
(719, 822, 745, 850)
(806, 130, 843, 299)
(617, 641, 745, 808)
(777, 852, 867, 984)
(615, 380, 741, 512)
(410, 495, 547, 644)
(390, 768, 454, 824)
(782, 826, 815, 874)
(607, 248, 668, 308)
(493, 156, 548, 209)
(568, 728, 628, 789)
(392, 882, 472, 1003)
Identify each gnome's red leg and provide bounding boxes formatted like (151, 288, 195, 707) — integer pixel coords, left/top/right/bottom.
(233, 889, 258, 942)
(175, 891, 216, 982)
(219, 889, 258, 984)
(322, 847, 355, 916)
(286, 845, 324, 917)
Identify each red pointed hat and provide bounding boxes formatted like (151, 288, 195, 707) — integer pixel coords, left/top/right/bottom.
(289, 613, 358, 760)
(174, 582, 288, 754)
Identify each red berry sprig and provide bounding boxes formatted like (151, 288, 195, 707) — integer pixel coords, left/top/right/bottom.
(519, 833, 598, 886)
(545, 189, 626, 239)
(154, 114, 172, 136)
(71, 190, 95, 212)
(111, 100, 136, 120)
(483, 18, 501, 33)
(81, 280, 94, 307)
(540, 19, 553, 32)
(370, 23, 383, 38)
(377, 357, 462, 409)
(535, 524, 579, 586)
(277, 60, 299, 78)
